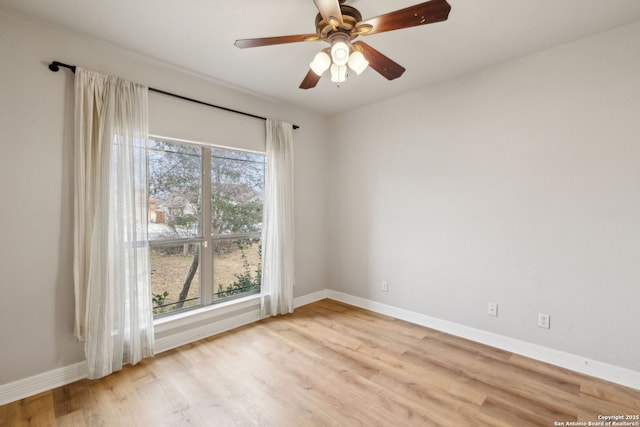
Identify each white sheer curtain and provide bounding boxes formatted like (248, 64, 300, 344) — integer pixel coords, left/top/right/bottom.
(73, 68, 154, 379)
(261, 119, 296, 316)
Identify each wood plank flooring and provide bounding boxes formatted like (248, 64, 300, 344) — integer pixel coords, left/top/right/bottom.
(2, 299, 639, 426)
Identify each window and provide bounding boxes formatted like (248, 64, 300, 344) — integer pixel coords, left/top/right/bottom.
(147, 138, 265, 316)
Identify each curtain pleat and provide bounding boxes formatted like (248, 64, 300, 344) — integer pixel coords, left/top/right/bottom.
(261, 119, 295, 316)
(73, 68, 154, 379)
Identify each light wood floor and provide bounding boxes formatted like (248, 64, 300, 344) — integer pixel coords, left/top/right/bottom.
(2, 299, 639, 426)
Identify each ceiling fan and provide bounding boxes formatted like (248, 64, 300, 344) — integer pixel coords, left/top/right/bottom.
(234, 0, 451, 89)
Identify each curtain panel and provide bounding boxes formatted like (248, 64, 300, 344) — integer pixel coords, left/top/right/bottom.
(261, 119, 296, 316)
(73, 68, 154, 379)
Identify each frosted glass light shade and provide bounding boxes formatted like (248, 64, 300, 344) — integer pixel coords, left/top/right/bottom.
(331, 41, 350, 66)
(348, 51, 369, 75)
(330, 63, 347, 83)
(310, 51, 331, 76)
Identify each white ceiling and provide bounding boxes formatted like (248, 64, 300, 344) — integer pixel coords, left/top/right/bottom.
(3, 0, 640, 115)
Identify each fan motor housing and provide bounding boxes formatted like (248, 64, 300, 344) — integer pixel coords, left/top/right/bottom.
(315, 5, 363, 40)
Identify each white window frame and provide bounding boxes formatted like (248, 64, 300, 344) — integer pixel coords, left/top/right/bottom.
(148, 135, 265, 318)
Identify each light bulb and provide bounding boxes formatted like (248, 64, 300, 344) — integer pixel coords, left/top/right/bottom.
(331, 41, 350, 66)
(348, 51, 369, 75)
(330, 63, 347, 83)
(309, 51, 331, 76)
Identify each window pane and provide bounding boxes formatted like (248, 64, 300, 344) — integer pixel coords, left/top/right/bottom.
(213, 237, 261, 302)
(148, 139, 202, 240)
(211, 148, 265, 235)
(151, 244, 201, 315)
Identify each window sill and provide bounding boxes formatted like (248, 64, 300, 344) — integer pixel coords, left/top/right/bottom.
(154, 294, 262, 336)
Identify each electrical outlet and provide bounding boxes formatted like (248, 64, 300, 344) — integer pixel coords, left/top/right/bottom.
(538, 313, 550, 329)
(488, 303, 498, 317)
(381, 281, 388, 292)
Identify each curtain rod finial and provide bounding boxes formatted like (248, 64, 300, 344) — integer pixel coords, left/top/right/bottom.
(48, 61, 76, 73)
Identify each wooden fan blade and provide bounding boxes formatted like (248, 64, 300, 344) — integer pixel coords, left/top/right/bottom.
(359, 0, 451, 36)
(353, 41, 405, 80)
(313, 0, 343, 25)
(300, 69, 322, 89)
(235, 34, 319, 49)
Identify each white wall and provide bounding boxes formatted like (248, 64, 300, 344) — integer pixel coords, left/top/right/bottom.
(0, 10, 329, 385)
(328, 20, 640, 372)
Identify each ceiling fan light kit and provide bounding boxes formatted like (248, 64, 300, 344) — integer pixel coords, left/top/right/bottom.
(310, 50, 331, 75)
(330, 63, 348, 83)
(347, 50, 368, 75)
(330, 32, 350, 66)
(309, 32, 370, 85)
(234, 0, 451, 89)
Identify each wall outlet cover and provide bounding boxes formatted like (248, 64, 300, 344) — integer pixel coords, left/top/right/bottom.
(488, 303, 498, 317)
(538, 313, 550, 329)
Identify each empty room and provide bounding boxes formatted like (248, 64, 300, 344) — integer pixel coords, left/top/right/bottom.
(1, 0, 639, 425)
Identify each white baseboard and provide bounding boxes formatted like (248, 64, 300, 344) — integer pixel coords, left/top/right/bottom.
(0, 361, 87, 406)
(2, 288, 638, 406)
(326, 290, 640, 391)
(294, 289, 329, 308)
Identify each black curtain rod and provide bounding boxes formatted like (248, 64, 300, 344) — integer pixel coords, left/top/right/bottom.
(48, 61, 299, 130)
